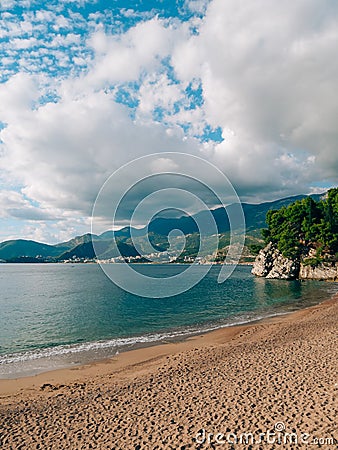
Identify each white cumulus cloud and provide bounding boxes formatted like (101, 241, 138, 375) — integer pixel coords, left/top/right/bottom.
(1, 0, 338, 241)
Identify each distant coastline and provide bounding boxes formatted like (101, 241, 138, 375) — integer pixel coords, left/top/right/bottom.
(0, 193, 324, 265)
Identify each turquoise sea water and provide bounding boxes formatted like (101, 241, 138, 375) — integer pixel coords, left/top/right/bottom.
(0, 263, 337, 378)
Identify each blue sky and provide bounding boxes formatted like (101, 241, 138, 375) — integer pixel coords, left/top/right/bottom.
(0, 0, 337, 243)
(0, 1, 206, 83)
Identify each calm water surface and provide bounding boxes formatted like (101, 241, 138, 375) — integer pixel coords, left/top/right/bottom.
(0, 264, 337, 377)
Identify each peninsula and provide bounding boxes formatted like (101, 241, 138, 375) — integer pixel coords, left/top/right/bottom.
(252, 188, 338, 280)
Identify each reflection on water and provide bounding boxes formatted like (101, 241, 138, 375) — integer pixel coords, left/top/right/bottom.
(253, 276, 323, 313)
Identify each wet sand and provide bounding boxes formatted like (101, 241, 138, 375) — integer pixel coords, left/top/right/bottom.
(0, 297, 337, 449)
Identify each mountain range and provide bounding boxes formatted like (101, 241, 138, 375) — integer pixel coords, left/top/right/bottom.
(0, 193, 323, 263)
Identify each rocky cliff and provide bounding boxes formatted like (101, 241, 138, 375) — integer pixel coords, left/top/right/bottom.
(299, 263, 338, 280)
(251, 242, 300, 279)
(252, 242, 338, 280)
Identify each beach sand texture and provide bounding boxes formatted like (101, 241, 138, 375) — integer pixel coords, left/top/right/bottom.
(0, 298, 337, 449)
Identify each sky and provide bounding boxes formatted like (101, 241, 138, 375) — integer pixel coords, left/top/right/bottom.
(0, 0, 337, 243)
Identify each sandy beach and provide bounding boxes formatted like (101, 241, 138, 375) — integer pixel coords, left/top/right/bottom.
(0, 297, 337, 449)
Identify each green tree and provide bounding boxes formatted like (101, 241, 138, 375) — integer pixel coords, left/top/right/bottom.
(262, 189, 338, 260)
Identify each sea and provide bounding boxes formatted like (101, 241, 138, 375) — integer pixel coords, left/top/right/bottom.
(1, 263, 337, 379)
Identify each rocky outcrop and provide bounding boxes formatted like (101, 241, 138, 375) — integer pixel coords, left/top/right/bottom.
(251, 242, 300, 279)
(299, 263, 338, 281)
(252, 242, 338, 280)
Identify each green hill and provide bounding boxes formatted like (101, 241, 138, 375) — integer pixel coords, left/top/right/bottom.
(57, 239, 141, 261)
(0, 240, 65, 261)
(0, 193, 325, 263)
(53, 233, 96, 250)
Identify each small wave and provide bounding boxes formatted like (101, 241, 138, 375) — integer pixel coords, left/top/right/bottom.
(0, 310, 287, 368)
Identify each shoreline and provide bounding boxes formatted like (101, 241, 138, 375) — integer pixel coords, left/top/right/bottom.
(0, 294, 336, 397)
(2, 275, 337, 382)
(0, 307, 297, 381)
(1, 295, 337, 448)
